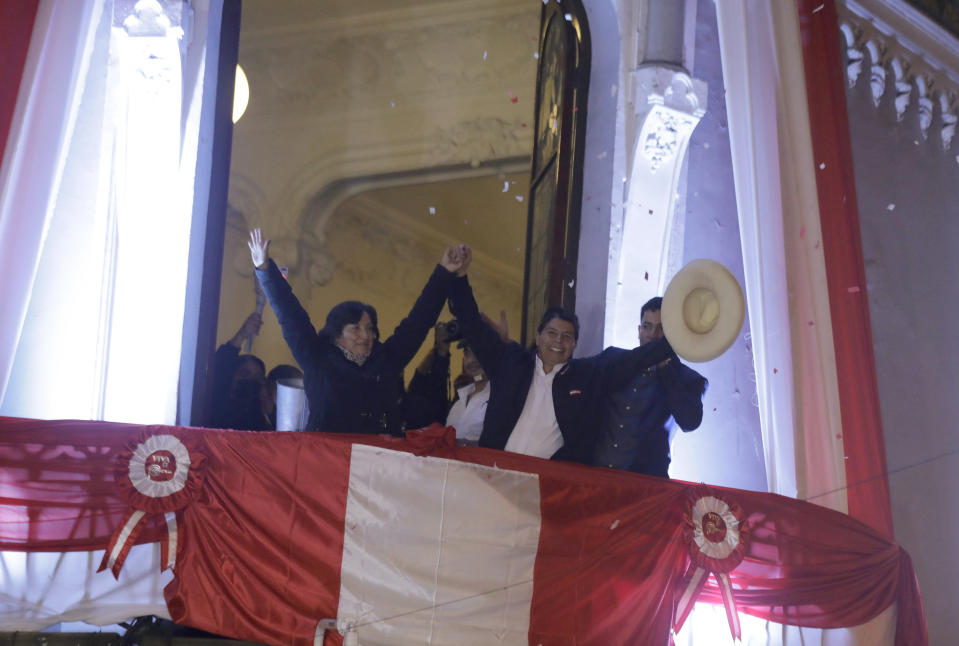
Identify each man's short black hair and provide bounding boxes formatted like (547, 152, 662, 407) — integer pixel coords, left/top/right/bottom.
(536, 307, 580, 340)
(267, 364, 302, 385)
(641, 296, 663, 318)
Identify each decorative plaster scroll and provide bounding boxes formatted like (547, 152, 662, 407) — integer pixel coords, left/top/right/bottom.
(890, 57, 911, 121)
(840, 22, 864, 88)
(865, 39, 887, 107)
(939, 93, 957, 149)
(840, 0, 959, 153)
(608, 64, 707, 348)
(915, 74, 933, 137)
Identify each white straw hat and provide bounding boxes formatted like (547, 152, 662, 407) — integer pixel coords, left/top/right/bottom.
(661, 259, 745, 363)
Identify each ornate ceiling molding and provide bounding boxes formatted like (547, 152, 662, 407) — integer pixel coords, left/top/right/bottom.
(840, 0, 959, 151)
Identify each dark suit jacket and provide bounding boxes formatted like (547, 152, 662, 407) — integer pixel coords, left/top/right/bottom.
(447, 275, 675, 463)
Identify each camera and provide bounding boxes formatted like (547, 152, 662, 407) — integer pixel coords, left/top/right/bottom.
(439, 319, 463, 343)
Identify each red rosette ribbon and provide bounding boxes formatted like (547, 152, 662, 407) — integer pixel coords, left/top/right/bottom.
(673, 488, 750, 640)
(98, 431, 206, 578)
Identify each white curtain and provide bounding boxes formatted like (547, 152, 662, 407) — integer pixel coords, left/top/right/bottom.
(0, 0, 223, 630)
(702, 0, 890, 644)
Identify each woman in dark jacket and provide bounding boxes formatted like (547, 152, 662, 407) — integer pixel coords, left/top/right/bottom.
(248, 228, 465, 435)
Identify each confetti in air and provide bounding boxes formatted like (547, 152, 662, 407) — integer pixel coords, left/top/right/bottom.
(813, 4, 825, 12)
(847, 286, 860, 293)
(483, 51, 487, 60)
(515, 195, 524, 202)
(886, 203, 895, 211)
(511, 96, 518, 103)
(597, 151, 607, 159)
(502, 182, 510, 193)
(568, 280, 575, 288)
(644, 272, 649, 280)
(819, 162, 826, 169)
(610, 520, 620, 530)
(564, 13, 572, 21)
(800, 226, 805, 238)
(533, 52, 539, 59)
(428, 206, 436, 215)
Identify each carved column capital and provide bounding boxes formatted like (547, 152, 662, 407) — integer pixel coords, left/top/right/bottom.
(630, 65, 707, 172)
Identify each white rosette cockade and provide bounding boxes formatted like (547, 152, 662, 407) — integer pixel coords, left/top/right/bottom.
(98, 432, 206, 578)
(673, 487, 750, 640)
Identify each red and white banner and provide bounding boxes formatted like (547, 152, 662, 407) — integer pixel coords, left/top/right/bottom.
(0, 417, 927, 645)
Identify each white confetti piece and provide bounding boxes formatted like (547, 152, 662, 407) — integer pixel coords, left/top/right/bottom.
(515, 195, 524, 202)
(886, 203, 895, 211)
(597, 151, 607, 159)
(502, 181, 509, 192)
(703, 142, 710, 149)
(390, 101, 396, 108)
(812, 3, 824, 12)
(483, 51, 487, 60)
(819, 162, 826, 169)
(428, 206, 436, 215)
(610, 519, 620, 530)
(564, 12, 572, 21)
(533, 52, 539, 59)
(610, 84, 618, 97)
(568, 279, 575, 288)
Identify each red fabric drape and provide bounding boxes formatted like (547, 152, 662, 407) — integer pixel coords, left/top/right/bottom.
(0, 0, 38, 166)
(796, 0, 895, 539)
(0, 417, 926, 645)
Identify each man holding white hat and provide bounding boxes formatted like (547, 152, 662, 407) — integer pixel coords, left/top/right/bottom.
(592, 296, 708, 477)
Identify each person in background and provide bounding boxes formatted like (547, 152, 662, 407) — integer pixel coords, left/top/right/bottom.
(248, 228, 466, 435)
(592, 296, 707, 477)
(210, 312, 272, 431)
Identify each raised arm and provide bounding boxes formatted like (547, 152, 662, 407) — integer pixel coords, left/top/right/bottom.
(659, 361, 707, 431)
(446, 247, 512, 378)
(379, 246, 461, 369)
(594, 339, 677, 392)
(249, 229, 318, 369)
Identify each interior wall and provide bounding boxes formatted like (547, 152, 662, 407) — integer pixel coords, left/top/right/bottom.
(844, 40, 959, 642)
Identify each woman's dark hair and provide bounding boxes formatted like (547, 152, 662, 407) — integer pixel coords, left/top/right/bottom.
(536, 307, 580, 340)
(319, 301, 379, 342)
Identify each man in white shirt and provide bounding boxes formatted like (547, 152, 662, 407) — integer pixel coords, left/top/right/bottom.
(447, 245, 676, 463)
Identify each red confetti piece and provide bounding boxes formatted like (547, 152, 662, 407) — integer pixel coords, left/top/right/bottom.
(835, 433, 842, 439)
(648, 209, 653, 215)
(521, 123, 527, 127)
(573, 106, 578, 112)
(489, 143, 496, 155)
(713, 408, 717, 412)
(511, 96, 518, 103)
(773, 368, 778, 374)
(808, 321, 814, 326)
(814, 240, 820, 249)
(586, 195, 591, 200)
(800, 226, 805, 238)
(644, 272, 649, 280)
(847, 286, 860, 293)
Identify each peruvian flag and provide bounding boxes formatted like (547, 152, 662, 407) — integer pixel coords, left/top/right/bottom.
(164, 428, 684, 645)
(0, 418, 926, 645)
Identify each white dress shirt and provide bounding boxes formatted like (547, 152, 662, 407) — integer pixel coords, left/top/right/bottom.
(504, 355, 565, 459)
(446, 380, 490, 443)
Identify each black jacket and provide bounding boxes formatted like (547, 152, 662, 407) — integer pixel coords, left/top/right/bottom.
(255, 260, 455, 435)
(593, 354, 706, 476)
(447, 275, 676, 464)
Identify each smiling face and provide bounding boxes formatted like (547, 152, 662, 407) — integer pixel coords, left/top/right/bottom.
(337, 311, 375, 357)
(535, 318, 577, 371)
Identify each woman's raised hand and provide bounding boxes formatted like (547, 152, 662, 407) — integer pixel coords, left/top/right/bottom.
(248, 228, 270, 269)
(441, 244, 472, 277)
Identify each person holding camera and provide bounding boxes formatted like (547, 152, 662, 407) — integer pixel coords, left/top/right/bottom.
(248, 228, 467, 435)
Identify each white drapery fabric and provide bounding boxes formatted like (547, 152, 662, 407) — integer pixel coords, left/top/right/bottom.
(701, 1, 891, 644)
(0, 0, 102, 405)
(715, 0, 848, 512)
(0, 0, 224, 629)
